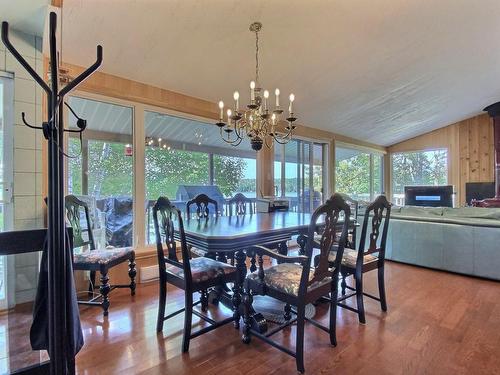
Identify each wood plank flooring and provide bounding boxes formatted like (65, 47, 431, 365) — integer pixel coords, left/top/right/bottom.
(5, 261, 500, 374)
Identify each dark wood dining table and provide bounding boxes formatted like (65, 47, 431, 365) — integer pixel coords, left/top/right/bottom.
(177, 211, 323, 333)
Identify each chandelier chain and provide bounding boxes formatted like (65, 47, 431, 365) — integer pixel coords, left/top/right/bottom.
(255, 28, 259, 85)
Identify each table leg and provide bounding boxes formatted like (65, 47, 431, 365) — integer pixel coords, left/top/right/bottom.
(276, 241, 288, 264)
(232, 249, 247, 329)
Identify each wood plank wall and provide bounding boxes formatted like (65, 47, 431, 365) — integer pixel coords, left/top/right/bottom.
(388, 113, 494, 205)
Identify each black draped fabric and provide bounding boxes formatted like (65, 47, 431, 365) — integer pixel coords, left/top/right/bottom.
(30, 232, 84, 359)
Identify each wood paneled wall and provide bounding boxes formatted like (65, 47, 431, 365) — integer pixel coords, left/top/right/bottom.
(388, 113, 494, 205)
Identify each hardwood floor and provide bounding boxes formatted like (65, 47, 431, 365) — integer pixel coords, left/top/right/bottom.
(4, 261, 500, 374)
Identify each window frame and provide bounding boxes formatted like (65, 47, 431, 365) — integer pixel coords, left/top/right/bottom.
(334, 142, 385, 202)
(390, 147, 449, 206)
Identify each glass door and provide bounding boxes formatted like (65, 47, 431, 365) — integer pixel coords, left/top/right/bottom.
(0, 73, 14, 310)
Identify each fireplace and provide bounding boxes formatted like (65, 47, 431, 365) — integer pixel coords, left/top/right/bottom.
(472, 102, 500, 207)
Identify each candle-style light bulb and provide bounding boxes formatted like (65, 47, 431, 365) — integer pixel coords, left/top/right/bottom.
(227, 108, 232, 124)
(263, 90, 269, 111)
(218, 100, 224, 120)
(250, 81, 256, 101)
(275, 88, 280, 107)
(271, 113, 276, 126)
(289, 93, 295, 114)
(233, 91, 239, 111)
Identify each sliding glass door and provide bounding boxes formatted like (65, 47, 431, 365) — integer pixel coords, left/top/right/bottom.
(274, 140, 326, 213)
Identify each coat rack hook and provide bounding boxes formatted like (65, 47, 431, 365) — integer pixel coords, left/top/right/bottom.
(21, 112, 43, 130)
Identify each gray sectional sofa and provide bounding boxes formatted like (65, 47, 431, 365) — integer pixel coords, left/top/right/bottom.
(359, 206, 500, 280)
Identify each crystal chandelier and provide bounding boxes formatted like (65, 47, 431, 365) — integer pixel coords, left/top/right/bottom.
(216, 22, 297, 151)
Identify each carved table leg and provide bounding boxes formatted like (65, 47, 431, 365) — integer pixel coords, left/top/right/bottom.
(296, 234, 307, 256)
(242, 289, 253, 344)
(277, 241, 288, 264)
(232, 249, 247, 329)
(129, 256, 136, 296)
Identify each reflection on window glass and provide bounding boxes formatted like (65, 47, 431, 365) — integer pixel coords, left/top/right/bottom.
(214, 156, 256, 198)
(391, 149, 447, 205)
(67, 97, 134, 248)
(145, 148, 209, 200)
(144, 111, 257, 243)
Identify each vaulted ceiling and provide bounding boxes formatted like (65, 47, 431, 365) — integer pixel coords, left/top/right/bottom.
(6, 0, 500, 147)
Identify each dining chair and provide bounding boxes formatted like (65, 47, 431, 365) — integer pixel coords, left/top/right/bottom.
(186, 193, 219, 260)
(337, 193, 359, 248)
(65, 195, 136, 316)
(319, 194, 391, 324)
(153, 196, 238, 352)
(227, 192, 254, 216)
(226, 193, 255, 266)
(242, 193, 351, 373)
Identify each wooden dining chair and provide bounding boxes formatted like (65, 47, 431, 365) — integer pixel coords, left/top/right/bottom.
(186, 193, 219, 259)
(226, 193, 255, 266)
(321, 195, 391, 324)
(227, 192, 254, 216)
(65, 195, 136, 316)
(153, 196, 238, 352)
(242, 193, 351, 373)
(337, 193, 359, 248)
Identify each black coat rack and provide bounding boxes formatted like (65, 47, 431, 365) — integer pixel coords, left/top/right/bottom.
(1, 12, 102, 375)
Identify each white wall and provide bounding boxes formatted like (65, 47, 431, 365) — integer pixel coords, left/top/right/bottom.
(0, 28, 44, 305)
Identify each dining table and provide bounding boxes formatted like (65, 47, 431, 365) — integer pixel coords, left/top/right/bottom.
(176, 211, 354, 335)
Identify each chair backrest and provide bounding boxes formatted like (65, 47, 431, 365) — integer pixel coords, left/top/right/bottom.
(186, 193, 218, 219)
(153, 197, 192, 283)
(337, 193, 359, 221)
(302, 193, 350, 294)
(227, 193, 253, 216)
(65, 195, 96, 250)
(357, 195, 391, 263)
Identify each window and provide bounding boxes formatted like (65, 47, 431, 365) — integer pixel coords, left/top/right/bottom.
(335, 145, 384, 202)
(274, 140, 326, 213)
(144, 111, 257, 243)
(0, 74, 13, 308)
(67, 96, 134, 248)
(391, 149, 448, 205)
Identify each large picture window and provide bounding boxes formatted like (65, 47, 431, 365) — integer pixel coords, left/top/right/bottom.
(144, 111, 257, 243)
(391, 149, 448, 205)
(67, 96, 134, 248)
(335, 144, 384, 202)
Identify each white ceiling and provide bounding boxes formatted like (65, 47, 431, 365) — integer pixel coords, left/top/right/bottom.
(7, 0, 500, 146)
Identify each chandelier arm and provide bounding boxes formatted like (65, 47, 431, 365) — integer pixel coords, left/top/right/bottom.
(272, 136, 292, 145)
(230, 137, 244, 147)
(233, 121, 245, 139)
(272, 129, 294, 144)
(219, 126, 240, 145)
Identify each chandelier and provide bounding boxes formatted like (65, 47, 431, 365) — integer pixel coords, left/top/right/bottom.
(215, 22, 297, 151)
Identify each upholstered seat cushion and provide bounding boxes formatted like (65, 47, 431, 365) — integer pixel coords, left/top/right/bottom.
(190, 246, 208, 258)
(328, 247, 378, 268)
(165, 257, 237, 283)
(74, 247, 134, 266)
(247, 263, 331, 296)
